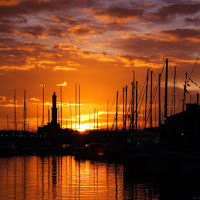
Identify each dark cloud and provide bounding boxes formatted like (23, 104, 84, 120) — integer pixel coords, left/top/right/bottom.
(185, 17, 200, 25)
(160, 29, 200, 40)
(0, 0, 101, 18)
(53, 16, 77, 25)
(0, 23, 15, 34)
(147, 1, 200, 23)
(129, 2, 155, 8)
(109, 35, 200, 59)
(92, 7, 144, 21)
(68, 25, 94, 35)
(48, 26, 69, 38)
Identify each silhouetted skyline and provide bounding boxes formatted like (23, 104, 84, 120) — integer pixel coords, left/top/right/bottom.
(0, 0, 200, 131)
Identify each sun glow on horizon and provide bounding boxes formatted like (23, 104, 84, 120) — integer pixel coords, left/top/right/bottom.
(78, 123, 90, 132)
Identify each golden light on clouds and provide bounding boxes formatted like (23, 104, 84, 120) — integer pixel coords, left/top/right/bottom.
(0, 0, 200, 131)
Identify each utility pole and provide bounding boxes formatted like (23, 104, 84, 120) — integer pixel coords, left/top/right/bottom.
(131, 71, 135, 130)
(116, 91, 118, 132)
(135, 81, 138, 131)
(164, 58, 168, 123)
(107, 100, 109, 131)
(79, 85, 80, 130)
(14, 89, 17, 131)
(159, 74, 161, 127)
(150, 71, 153, 128)
(174, 67, 176, 115)
(145, 69, 149, 128)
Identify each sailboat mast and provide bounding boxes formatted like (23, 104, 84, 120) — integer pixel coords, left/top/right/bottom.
(123, 87, 124, 130)
(24, 90, 26, 131)
(135, 81, 138, 131)
(14, 89, 17, 131)
(107, 100, 109, 131)
(116, 91, 118, 132)
(131, 71, 135, 130)
(42, 83, 44, 127)
(164, 58, 168, 123)
(145, 69, 149, 128)
(60, 85, 62, 128)
(79, 85, 80, 130)
(159, 74, 161, 127)
(150, 71, 153, 128)
(174, 67, 176, 115)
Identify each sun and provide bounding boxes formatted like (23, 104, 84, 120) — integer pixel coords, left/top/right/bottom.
(78, 123, 89, 132)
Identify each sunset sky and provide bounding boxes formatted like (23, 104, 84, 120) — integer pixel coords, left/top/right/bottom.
(0, 0, 200, 131)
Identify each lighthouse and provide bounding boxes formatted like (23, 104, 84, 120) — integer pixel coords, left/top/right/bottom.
(51, 92, 57, 124)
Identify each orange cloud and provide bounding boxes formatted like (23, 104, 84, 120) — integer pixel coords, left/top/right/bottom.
(56, 81, 67, 86)
(53, 66, 78, 71)
(30, 97, 40, 101)
(0, 65, 35, 71)
(92, 7, 144, 23)
(68, 25, 95, 35)
(53, 15, 76, 25)
(0, 96, 6, 102)
(0, 0, 20, 6)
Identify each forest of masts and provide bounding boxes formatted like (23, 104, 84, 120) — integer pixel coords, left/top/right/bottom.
(3, 58, 197, 132)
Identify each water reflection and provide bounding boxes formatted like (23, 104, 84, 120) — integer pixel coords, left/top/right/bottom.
(0, 156, 160, 199)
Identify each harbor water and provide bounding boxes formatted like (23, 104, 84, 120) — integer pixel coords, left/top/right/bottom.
(0, 155, 159, 200)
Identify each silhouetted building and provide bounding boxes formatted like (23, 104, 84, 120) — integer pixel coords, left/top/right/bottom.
(37, 92, 71, 134)
(162, 103, 200, 139)
(52, 92, 58, 125)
